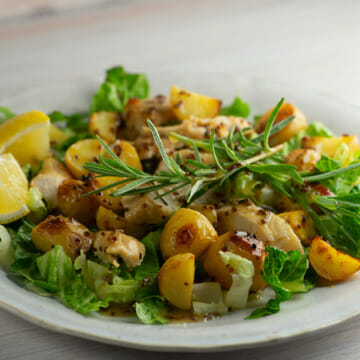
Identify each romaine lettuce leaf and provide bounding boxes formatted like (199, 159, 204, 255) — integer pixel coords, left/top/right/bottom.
(135, 296, 168, 325)
(220, 251, 254, 310)
(0, 225, 15, 268)
(0, 106, 15, 124)
(220, 96, 250, 118)
(192, 282, 227, 315)
(37, 246, 109, 313)
(27, 187, 48, 223)
(247, 247, 315, 319)
(90, 66, 149, 114)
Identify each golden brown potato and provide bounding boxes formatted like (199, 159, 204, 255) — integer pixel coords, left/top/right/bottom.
(89, 111, 120, 143)
(57, 179, 99, 226)
(121, 95, 175, 140)
(30, 158, 72, 209)
(31, 215, 94, 260)
(65, 139, 103, 179)
(96, 206, 127, 230)
(93, 230, 145, 269)
(188, 204, 218, 228)
(285, 149, 321, 172)
(302, 135, 359, 164)
(255, 102, 307, 146)
(169, 85, 221, 121)
(278, 210, 315, 246)
(158, 253, 195, 310)
(202, 231, 267, 291)
(309, 236, 360, 281)
(91, 140, 142, 213)
(160, 208, 218, 260)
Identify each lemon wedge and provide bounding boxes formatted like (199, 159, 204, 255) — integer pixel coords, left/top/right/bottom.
(0, 110, 50, 165)
(0, 153, 30, 224)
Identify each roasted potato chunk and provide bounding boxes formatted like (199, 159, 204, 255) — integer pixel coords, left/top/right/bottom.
(255, 102, 307, 145)
(94, 230, 145, 269)
(160, 208, 218, 260)
(285, 149, 321, 172)
(158, 253, 195, 310)
(278, 210, 315, 246)
(31, 215, 94, 260)
(169, 85, 221, 121)
(89, 111, 120, 143)
(121, 95, 175, 140)
(188, 204, 218, 228)
(96, 206, 127, 231)
(65, 139, 103, 179)
(202, 231, 267, 291)
(302, 135, 359, 164)
(309, 236, 360, 281)
(57, 179, 99, 226)
(30, 158, 72, 209)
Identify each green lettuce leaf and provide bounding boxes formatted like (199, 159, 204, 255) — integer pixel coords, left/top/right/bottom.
(0, 106, 15, 124)
(192, 282, 227, 315)
(220, 96, 250, 118)
(37, 246, 108, 313)
(0, 225, 15, 268)
(314, 155, 360, 194)
(135, 296, 168, 325)
(90, 66, 149, 114)
(27, 187, 48, 223)
(74, 253, 138, 304)
(247, 246, 315, 319)
(135, 230, 162, 299)
(220, 251, 254, 309)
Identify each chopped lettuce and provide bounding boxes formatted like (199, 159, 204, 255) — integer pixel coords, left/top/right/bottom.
(314, 155, 360, 194)
(37, 246, 108, 313)
(135, 296, 168, 325)
(0, 106, 15, 124)
(0, 225, 15, 268)
(27, 187, 48, 223)
(220, 251, 254, 310)
(220, 96, 250, 118)
(75, 254, 138, 304)
(192, 282, 227, 315)
(90, 66, 149, 114)
(247, 247, 315, 319)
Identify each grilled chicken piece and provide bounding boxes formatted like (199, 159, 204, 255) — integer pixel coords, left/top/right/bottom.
(94, 230, 145, 269)
(285, 148, 321, 172)
(133, 135, 178, 161)
(122, 191, 180, 226)
(30, 158, 72, 209)
(121, 95, 175, 140)
(140, 115, 250, 140)
(217, 202, 304, 253)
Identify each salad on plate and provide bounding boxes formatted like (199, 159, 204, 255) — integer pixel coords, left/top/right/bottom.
(1, 67, 360, 325)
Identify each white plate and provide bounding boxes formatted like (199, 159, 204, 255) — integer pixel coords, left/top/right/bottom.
(1, 73, 360, 352)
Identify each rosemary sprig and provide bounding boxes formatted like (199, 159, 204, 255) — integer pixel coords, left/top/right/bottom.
(83, 98, 295, 202)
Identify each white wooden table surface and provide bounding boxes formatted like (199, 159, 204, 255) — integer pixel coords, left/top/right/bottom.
(1, 0, 360, 358)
